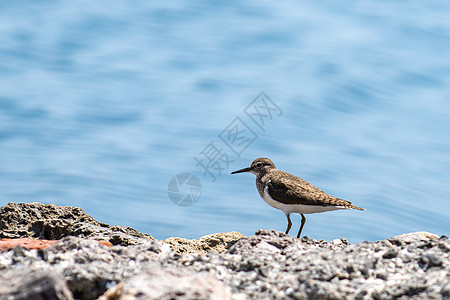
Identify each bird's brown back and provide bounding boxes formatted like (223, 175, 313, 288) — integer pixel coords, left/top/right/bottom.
(259, 170, 364, 210)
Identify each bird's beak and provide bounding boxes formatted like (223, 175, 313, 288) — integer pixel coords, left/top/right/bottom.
(231, 166, 252, 174)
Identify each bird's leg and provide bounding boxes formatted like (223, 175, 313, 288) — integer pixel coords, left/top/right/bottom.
(285, 213, 292, 234)
(297, 214, 306, 238)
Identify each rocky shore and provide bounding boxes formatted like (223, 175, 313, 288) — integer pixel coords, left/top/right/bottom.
(0, 202, 448, 299)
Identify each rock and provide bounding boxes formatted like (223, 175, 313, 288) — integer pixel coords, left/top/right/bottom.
(0, 238, 113, 250)
(0, 202, 99, 234)
(166, 230, 449, 299)
(0, 269, 74, 300)
(389, 232, 440, 245)
(0, 238, 57, 250)
(228, 229, 348, 256)
(0, 202, 154, 245)
(331, 238, 342, 245)
(99, 266, 232, 300)
(98, 282, 125, 300)
(0, 203, 448, 300)
(164, 231, 244, 254)
(0, 236, 167, 300)
(48, 237, 165, 299)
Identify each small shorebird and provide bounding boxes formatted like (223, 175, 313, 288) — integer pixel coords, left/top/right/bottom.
(231, 157, 364, 238)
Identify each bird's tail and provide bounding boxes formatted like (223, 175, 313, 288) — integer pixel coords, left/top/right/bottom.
(335, 197, 365, 210)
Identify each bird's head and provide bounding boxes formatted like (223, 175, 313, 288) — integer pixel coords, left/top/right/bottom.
(231, 157, 276, 177)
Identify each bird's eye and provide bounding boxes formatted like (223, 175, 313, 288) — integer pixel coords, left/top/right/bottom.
(256, 162, 263, 168)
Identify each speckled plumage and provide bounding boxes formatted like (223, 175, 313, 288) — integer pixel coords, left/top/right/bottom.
(231, 157, 364, 238)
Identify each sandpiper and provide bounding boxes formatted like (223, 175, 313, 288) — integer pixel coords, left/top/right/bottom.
(231, 157, 364, 238)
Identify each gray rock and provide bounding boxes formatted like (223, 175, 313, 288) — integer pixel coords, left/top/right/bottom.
(228, 229, 349, 262)
(0, 236, 167, 299)
(99, 266, 232, 300)
(0, 203, 448, 300)
(0, 269, 73, 300)
(167, 230, 449, 299)
(0, 231, 448, 300)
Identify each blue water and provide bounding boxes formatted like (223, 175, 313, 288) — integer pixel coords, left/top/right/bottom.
(1, 1, 449, 243)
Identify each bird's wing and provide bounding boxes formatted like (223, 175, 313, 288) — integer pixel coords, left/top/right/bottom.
(266, 172, 354, 207)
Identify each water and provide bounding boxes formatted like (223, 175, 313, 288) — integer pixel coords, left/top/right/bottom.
(0, 1, 449, 243)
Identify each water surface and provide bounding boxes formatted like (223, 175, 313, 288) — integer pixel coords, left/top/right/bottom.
(0, 1, 449, 243)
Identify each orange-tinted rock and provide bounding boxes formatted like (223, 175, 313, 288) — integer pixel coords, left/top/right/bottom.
(0, 238, 112, 250)
(98, 240, 113, 247)
(0, 238, 56, 250)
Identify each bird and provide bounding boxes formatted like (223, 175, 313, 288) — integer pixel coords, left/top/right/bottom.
(231, 157, 364, 238)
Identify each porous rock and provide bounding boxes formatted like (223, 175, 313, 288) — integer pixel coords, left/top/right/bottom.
(0, 202, 154, 245)
(0, 236, 167, 300)
(164, 231, 244, 254)
(0, 203, 448, 300)
(0, 269, 73, 300)
(389, 231, 440, 245)
(166, 230, 449, 299)
(99, 267, 232, 300)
